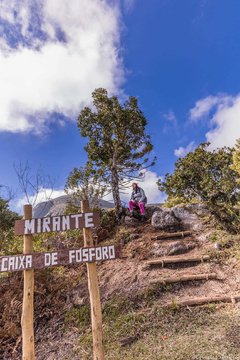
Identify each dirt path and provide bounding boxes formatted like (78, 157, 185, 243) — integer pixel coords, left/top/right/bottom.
(99, 220, 240, 306)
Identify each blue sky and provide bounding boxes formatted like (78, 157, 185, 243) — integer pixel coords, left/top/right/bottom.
(1, 0, 240, 211)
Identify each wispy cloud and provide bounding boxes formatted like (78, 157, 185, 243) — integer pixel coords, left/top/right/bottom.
(163, 110, 177, 123)
(0, 0, 124, 134)
(189, 93, 240, 149)
(14, 187, 66, 213)
(174, 141, 196, 157)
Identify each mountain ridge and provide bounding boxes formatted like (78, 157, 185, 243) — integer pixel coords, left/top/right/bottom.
(33, 194, 114, 218)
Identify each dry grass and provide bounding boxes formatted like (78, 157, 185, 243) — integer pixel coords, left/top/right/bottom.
(68, 300, 240, 360)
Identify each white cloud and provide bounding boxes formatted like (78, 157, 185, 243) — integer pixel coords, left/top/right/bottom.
(189, 94, 234, 122)
(163, 110, 177, 123)
(13, 170, 165, 213)
(14, 187, 66, 212)
(103, 170, 165, 205)
(0, 0, 124, 134)
(189, 95, 220, 121)
(174, 141, 196, 157)
(190, 94, 240, 149)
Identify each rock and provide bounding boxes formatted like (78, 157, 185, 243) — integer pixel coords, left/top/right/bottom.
(172, 203, 208, 220)
(129, 233, 140, 240)
(214, 242, 222, 250)
(124, 216, 139, 226)
(152, 243, 168, 257)
(97, 228, 110, 242)
(172, 206, 198, 223)
(186, 203, 209, 216)
(171, 203, 208, 230)
(167, 242, 196, 256)
(68, 283, 88, 307)
(145, 205, 162, 218)
(152, 241, 196, 257)
(151, 208, 180, 230)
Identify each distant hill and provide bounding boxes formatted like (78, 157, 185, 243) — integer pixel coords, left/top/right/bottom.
(33, 194, 114, 218)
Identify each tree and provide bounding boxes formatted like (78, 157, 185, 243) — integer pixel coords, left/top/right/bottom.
(0, 193, 20, 254)
(77, 88, 155, 217)
(231, 138, 240, 182)
(0, 196, 19, 232)
(65, 162, 109, 208)
(158, 143, 240, 231)
(14, 161, 55, 217)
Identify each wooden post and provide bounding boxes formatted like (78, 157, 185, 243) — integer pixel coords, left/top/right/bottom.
(21, 204, 35, 360)
(81, 200, 105, 360)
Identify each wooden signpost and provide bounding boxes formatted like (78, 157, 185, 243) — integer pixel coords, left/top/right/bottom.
(0, 245, 117, 273)
(22, 204, 35, 360)
(14, 211, 100, 235)
(7, 201, 115, 360)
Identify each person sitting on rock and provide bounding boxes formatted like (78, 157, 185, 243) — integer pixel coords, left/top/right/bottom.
(129, 182, 147, 220)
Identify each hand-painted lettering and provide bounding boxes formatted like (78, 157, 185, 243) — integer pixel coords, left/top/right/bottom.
(70, 214, 82, 228)
(24, 219, 35, 234)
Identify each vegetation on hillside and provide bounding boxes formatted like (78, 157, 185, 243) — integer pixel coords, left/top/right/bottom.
(0, 196, 20, 255)
(231, 138, 240, 182)
(2, 104, 240, 359)
(158, 142, 240, 232)
(65, 162, 108, 208)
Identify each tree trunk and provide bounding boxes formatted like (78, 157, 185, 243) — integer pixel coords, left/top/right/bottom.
(111, 167, 122, 219)
(110, 143, 122, 219)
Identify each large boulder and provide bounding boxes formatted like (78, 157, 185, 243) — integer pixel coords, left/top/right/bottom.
(172, 206, 198, 224)
(173, 203, 208, 218)
(151, 208, 180, 230)
(144, 204, 162, 219)
(172, 203, 208, 230)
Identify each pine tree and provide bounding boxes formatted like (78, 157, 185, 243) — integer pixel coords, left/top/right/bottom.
(77, 88, 155, 217)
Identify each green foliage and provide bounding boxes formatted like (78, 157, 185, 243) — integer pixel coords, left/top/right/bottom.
(0, 231, 23, 255)
(163, 195, 190, 208)
(231, 138, 240, 183)
(65, 305, 90, 328)
(76, 88, 155, 216)
(65, 162, 108, 208)
(103, 297, 131, 322)
(158, 143, 240, 231)
(0, 197, 19, 232)
(99, 208, 117, 229)
(0, 197, 21, 255)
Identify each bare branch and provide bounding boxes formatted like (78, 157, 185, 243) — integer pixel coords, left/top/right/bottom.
(13, 161, 55, 207)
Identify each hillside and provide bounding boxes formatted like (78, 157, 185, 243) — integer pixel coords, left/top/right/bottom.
(1, 204, 240, 359)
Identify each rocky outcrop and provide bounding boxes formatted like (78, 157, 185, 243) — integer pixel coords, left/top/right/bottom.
(172, 206, 198, 225)
(145, 204, 162, 218)
(151, 208, 180, 230)
(172, 203, 208, 220)
(172, 203, 208, 230)
(149, 203, 208, 231)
